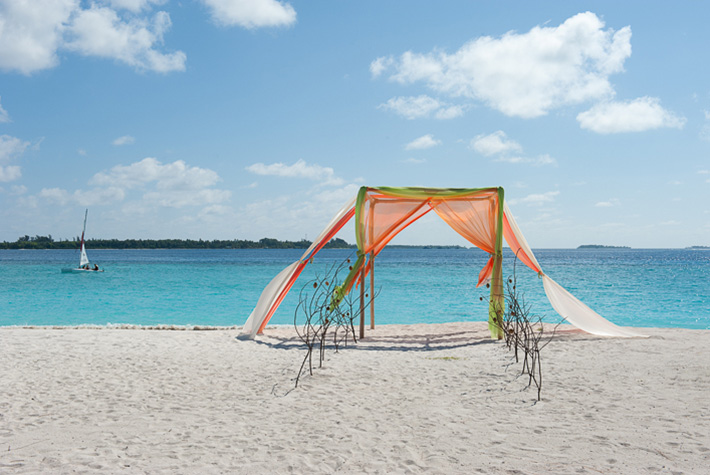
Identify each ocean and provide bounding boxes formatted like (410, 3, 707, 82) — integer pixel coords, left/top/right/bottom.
(1, 248, 708, 330)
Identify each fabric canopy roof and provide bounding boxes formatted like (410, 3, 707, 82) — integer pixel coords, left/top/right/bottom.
(239, 186, 645, 340)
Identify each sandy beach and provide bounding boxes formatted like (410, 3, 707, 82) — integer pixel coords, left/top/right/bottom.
(1, 322, 709, 474)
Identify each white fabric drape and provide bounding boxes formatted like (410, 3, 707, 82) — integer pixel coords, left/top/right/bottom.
(543, 275, 646, 337)
(503, 203, 541, 272)
(504, 204, 646, 338)
(238, 262, 301, 340)
(238, 196, 357, 340)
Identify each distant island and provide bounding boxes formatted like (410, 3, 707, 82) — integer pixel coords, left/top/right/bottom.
(577, 245, 631, 249)
(686, 246, 710, 250)
(0, 235, 466, 251)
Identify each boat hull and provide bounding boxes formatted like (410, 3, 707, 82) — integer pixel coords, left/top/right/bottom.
(61, 268, 104, 274)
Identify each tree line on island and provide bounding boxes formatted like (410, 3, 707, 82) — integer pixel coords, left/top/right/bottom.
(0, 235, 353, 250)
(0, 235, 466, 250)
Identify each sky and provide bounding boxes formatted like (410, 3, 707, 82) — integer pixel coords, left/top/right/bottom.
(0, 0, 709, 248)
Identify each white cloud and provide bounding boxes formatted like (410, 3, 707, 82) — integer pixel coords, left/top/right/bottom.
(246, 159, 343, 185)
(112, 135, 135, 146)
(0, 135, 30, 182)
(595, 198, 620, 207)
(434, 105, 464, 119)
(0, 1, 185, 74)
(39, 157, 230, 209)
(39, 186, 127, 206)
(0, 96, 10, 123)
(539, 155, 558, 166)
(10, 184, 27, 195)
(405, 134, 441, 150)
(90, 157, 221, 190)
(0, 0, 76, 75)
(370, 56, 393, 78)
(198, 204, 232, 217)
(200, 0, 296, 29)
(509, 191, 560, 206)
(577, 97, 686, 133)
(0, 165, 21, 182)
(470, 131, 555, 166)
(38, 187, 69, 203)
(402, 158, 426, 164)
(373, 12, 631, 119)
(378, 95, 440, 120)
(0, 1, 299, 75)
(471, 131, 522, 156)
(378, 95, 461, 120)
(0, 135, 30, 163)
(65, 6, 186, 73)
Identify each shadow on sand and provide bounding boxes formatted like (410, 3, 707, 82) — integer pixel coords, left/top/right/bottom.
(242, 329, 501, 352)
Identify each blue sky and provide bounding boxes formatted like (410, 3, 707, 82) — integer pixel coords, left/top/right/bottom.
(0, 0, 708, 248)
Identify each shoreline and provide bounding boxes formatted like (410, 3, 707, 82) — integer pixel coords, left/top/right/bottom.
(1, 322, 709, 473)
(2, 322, 708, 331)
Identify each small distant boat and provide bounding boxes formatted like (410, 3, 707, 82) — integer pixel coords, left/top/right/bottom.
(61, 209, 103, 273)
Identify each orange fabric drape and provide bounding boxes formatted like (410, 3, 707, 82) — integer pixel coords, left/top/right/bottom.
(359, 194, 434, 257)
(429, 192, 499, 253)
(477, 256, 494, 287)
(351, 189, 502, 285)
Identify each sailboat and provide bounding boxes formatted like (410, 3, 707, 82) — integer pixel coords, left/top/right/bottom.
(61, 209, 103, 273)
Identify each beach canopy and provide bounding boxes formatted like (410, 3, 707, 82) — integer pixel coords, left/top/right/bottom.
(240, 186, 644, 339)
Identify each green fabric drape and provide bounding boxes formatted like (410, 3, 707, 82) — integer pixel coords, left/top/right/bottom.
(488, 187, 505, 339)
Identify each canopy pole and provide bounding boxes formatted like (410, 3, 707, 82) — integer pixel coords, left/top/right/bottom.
(359, 263, 365, 340)
(369, 251, 375, 329)
(368, 201, 375, 331)
(488, 187, 506, 340)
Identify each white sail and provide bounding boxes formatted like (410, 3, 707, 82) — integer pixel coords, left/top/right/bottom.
(79, 209, 90, 267)
(79, 243, 89, 267)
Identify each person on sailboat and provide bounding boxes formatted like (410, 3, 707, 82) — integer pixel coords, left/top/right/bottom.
(93, 264, 99, 271)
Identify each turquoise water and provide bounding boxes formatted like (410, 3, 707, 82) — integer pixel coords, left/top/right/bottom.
(1, 248, 708, 329)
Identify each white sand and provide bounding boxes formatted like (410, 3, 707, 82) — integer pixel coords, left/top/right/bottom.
(1, 322, 709, 474)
